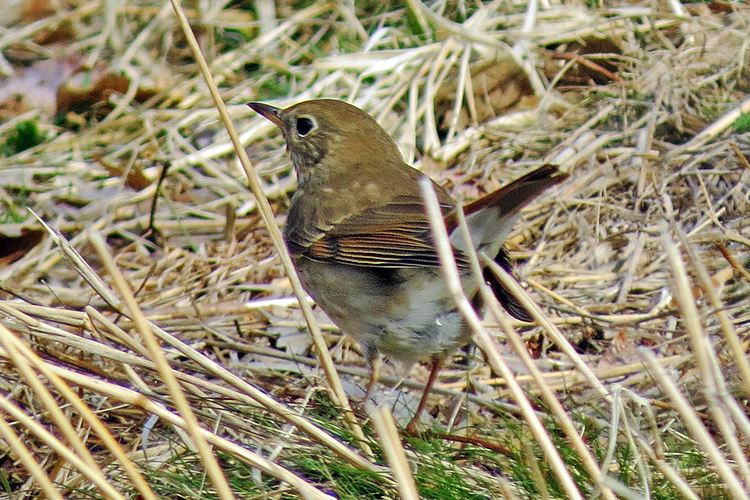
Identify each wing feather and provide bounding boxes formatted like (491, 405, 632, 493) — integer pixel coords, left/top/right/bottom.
(286, 193, 470, 269)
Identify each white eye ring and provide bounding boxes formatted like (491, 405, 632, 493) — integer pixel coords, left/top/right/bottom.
(296, 115, 317, 137)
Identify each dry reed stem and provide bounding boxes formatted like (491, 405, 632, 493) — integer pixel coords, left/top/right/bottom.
(141, 320, 376, 471)
(678, 237, 750, 430)
(485, 254, 612, 399)
(2, 1, 750, 497)
(12, 222, 375, 471)
(660, 224, 750, 495)
(0, 338, 337, 500)
(0, 324, 158, 500)
(167, 0, 372, 459)
(642, 348, 748, 500)
(419, 177, 585, 500)
(368, 405, 419, 500)
(670, 95, 750, 156)
(0, 353, 128, 500)
(484, 261, 619, 499)
(88, 230, 236, 500)
(667, 196, 750, 456)
(0, 406, 65, 500)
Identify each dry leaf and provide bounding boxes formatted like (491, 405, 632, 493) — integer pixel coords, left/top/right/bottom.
(435, 57, 534, 131)
(0, 227, 44, 265)
(0, 56, 80, 118)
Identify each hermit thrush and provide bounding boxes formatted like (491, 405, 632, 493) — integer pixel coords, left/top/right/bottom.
(248, 99, 567, 433)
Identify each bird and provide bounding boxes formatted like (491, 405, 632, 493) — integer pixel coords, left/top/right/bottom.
(248, 99, 567, 434)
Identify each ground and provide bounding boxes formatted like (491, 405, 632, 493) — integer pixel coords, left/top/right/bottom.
(1, 1, 749, 499)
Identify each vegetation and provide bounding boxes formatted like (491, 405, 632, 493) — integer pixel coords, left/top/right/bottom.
(1, 1, 749, 499)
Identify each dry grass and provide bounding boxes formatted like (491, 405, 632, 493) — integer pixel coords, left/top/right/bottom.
(1, 0, 750, 499)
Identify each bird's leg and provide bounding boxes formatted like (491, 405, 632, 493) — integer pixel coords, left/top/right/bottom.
(362, 354, 382, 402)
(406, 356, 443, 435)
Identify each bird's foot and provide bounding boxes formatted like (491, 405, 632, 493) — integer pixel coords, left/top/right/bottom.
(405, 415, 422, 436)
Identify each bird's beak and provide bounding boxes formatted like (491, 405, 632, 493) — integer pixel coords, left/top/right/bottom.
(248, 102, 284, 127)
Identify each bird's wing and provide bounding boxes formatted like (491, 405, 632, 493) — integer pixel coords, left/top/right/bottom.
(285, 193, 470, 269)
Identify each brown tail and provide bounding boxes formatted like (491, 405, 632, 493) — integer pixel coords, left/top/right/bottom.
(463, 164, 568, 218)
(459, 164, 568, 322)
(449, 164, 568, 254)
(483, 248, 533, 322)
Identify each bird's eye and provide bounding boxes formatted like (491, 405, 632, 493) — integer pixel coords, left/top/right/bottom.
(296, 116, 316, 137)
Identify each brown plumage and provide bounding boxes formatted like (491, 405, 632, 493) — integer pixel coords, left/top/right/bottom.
(249, 99, 567, 433)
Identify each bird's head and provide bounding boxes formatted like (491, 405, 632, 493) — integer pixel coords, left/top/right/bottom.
(248, 99, 403, 183)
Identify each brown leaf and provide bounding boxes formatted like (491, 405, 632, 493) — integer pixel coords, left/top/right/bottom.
(20, 0, 69, 23)
(96, 157, 153, 191)
(33, 19, 77, 45)
(56, 67, 160, 119)
(0, 228, 44, 265)
(544, 37, 623, 87)
(0, 56, 80, 118)
(435, 57, 534, 131)
(56, 70, 130, 116)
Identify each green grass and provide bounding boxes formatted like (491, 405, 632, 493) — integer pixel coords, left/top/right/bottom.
(410, 438, 496, 500)
(733, 112, 750, 133)
(2, 120, 45, 156)
(290, 455, 386, 499)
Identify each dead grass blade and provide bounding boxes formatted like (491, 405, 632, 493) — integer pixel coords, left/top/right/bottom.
(368, 405, 419, 500)
(3, 1, 750, 497)
(0, 324, 158, 500)
(419, 177, 587, 500)
(167, 0, 371, 459)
